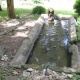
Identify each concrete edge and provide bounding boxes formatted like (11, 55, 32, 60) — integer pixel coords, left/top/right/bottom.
(68, 17, 77, 42)
(9, 14, 45, 68)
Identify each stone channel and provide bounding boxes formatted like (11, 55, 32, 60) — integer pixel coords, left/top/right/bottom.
(10, 14, 80, 73)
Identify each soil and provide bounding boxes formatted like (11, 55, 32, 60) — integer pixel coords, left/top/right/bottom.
(0, 18, 37, 80)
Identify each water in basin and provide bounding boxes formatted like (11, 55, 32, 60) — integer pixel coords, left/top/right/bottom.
(28, 19, 69, 67)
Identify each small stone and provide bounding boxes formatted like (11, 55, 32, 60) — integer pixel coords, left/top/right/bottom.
(27, 68, 33, 72)
(46, 34, 49, 36)
(53, 71, 57, 74)
(52, 71, 59, 77)
(61, 72, 66, 76)
(35, 76, 41, 80)
(46, 47, 50, 51)
(1, 54, 9, 61)
(49, 75, 53, 80)
(67, 74, 73, 78)
(43, 69, 46, 75)
(25, 30, 29, 35)
(47, 69, 53, 75)
(12, 71, 19, 75)
(23, 70, 30, 77)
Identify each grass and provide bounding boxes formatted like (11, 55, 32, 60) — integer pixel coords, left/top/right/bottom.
(0, 8, 77, 18)
(0, 8, 78, 17)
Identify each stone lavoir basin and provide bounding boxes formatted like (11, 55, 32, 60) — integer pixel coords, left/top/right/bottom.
(28, 19, 69, 67)
(10, 14, 80, 73)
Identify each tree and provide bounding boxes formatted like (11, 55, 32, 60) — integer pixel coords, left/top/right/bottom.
(73, 0, 80, 15)
(7, 0, 16, 18)
(0, 0, 2, 11)
(0, 5, 2, 11)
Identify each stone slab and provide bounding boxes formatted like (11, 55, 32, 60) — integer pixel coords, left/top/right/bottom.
(68, 17, 77, 42)
(69, 44, 80, 69)
(57, 14, 72, 20)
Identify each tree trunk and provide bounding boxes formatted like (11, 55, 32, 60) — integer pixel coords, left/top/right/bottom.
(0, 5, 2, 11)
(7, 0, 16, 18)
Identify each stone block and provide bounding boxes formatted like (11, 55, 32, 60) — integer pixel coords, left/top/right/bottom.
(69, 44, 80, 69)
(68, 17, 77, 42)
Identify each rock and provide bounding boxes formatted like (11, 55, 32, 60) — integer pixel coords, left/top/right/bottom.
(23, 70, 30, 77)
(69, 44, 80, 69)
(35, 76, 41, 80)
(12, 70, 19, 75)
(52, 71, 59, 78)
(46, 69, 53, 75)
(67, 74, 73, 78)
(27, 68, 34, 72)
(1, 54, 9, 61)
(42, 69, 46, 76)
(49, 75, 53, 80)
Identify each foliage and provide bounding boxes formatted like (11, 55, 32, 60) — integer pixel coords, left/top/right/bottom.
(32, 6, 46, 14)
(71, 73, 80, 80)
(22, 77, 29, 80)
(20, 62, 26, 69)
(0, 72, 5, 80)
(77, 22, 80, 42)
(32, 0, 40, 4)
(73, 0, 80, 15)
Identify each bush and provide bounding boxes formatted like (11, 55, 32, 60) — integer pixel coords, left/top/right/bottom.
(32, 6, 46, 14)
(32, 0, 40, 4)
(73, 0, 80, 15)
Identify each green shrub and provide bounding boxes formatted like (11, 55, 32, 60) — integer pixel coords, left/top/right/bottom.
(32, 0, 40, 4)
(32, 6, 46, 14)
(73, 0, 80, 15)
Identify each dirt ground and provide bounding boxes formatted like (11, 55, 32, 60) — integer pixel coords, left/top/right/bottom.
(0, 18, 37, 80)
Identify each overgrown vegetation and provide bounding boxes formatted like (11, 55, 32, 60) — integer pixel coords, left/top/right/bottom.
(76, 22, 80, 42)
(73, 0, 80, 15)
(71, 73, 80, 80)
